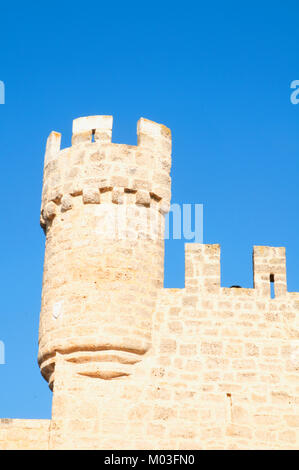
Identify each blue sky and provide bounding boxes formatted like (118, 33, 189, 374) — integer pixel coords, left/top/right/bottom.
(0, 1, 298, 418)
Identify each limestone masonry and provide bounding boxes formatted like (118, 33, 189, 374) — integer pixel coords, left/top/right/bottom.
(0, 116, 298, 449)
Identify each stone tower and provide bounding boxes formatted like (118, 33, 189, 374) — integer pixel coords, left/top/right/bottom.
(39, 116, 172, 387)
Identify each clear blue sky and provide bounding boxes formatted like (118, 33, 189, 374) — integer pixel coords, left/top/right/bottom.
(0, 1, 298, 418)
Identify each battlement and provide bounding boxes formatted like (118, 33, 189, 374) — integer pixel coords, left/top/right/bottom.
(185, 243, 294, 298)
(72, 115, 113, 145)
(41, 116, 172, 228)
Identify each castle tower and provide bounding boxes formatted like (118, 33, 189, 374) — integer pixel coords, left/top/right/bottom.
(38, 116, 172, 388)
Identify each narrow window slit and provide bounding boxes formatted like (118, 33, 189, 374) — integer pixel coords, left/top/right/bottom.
(270, 273, 275, 299)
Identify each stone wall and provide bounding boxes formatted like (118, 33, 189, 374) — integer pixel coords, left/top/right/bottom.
(0, 419, 50, 450)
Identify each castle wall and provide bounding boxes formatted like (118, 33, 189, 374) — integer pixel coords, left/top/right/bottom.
(47, 244, 299, 449)
(148, 244, 299, 449)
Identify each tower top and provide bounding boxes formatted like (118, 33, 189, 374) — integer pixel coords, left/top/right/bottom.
(40, 116, 172, 229)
